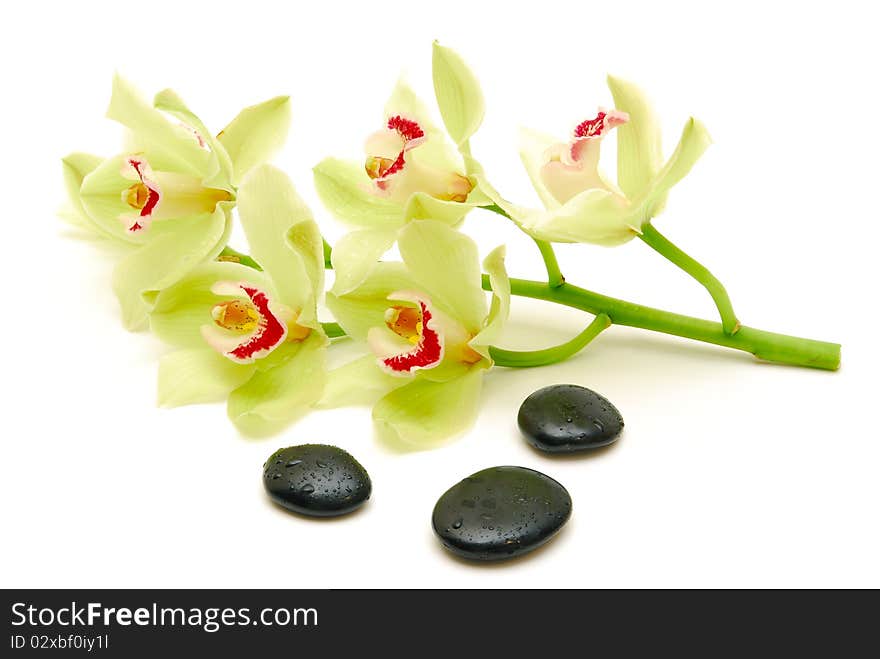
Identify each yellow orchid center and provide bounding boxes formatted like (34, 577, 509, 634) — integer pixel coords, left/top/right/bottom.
(386, 305, 424, 345)
(212, 299, 261, 333)
(124, 182, 152, 210)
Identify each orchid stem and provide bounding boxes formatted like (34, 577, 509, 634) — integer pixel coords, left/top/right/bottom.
(639, 222, 740, 335)
(490, 314, 610, 368)
(235, 236, 838, 370)
(481, 275, 840, 370)
(321, 322, 346, 338)
(218, 246, 262, 271)
(323, 238, 333, 269)
(481, 204, 564, 288)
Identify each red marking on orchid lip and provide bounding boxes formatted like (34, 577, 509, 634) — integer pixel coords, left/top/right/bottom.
(381, 151, 407, 178)
(129, 221, 143, 232)
(369, 116, 426, 182)
(228, 286, 287, 361)
(574, 112, 608, 139)
(388, 115, 425, 142)
(383, 302, 443, 373)
(128, 158, 161, 218)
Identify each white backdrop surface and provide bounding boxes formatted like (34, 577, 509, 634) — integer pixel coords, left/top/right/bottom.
(1, 0, 877, 588)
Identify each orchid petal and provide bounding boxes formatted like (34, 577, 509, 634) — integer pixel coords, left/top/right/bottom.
(318, 355, 407, 408)
(313, 157, 403, 229)
(372, 367, 483, 449)
(402, 191, 475, 226)
(518, 128, 563, 209)
(469, 245, 510, 359)
(112, 202, 231, 329)
(153, 88, 234, 191)
(150, 261, 272, 348)
(432, 42, 485, 147)
(61, 153, 112, 236)
(607, 75, 663, 200)
(216, 95, 291, 184)
(227, 333, 326, 437)
(641, 117, 712, 220)
(397, 220, 486, 332)
(325, 262, 412, 341)
(107, 74, 212, 179)
(158, 348, 255, 407)
(520, 188, 637, 246)
(330, 228, 397, 295)
(236, 164, 321, 327)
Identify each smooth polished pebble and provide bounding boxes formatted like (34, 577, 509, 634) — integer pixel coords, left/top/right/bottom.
(518, 384, 624, 454)
(432, 466, 572, 561)
(263, 445, 371, 518)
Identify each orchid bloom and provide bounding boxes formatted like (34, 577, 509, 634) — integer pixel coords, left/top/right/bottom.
(323, 220, 509, 448)
(148, 165, 327, 437)
(480, 76, 711, 246)
(312, 44, 488, 296)
(61, 75, 291, 328)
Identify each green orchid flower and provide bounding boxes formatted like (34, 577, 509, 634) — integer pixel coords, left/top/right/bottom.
(61, 75, 291, 328)
(312, 43, 490, 296)
(487, 76, 712, 246)
(148, 165, 327, 437)
(322, 220, 509, 448)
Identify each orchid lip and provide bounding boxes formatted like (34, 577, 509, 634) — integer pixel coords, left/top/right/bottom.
(363, 114, 474, 203)
(202, 282, 290, 364)
(364, 114, 426, 184)
(371, 293, 445, 376)
(120, 157, 161, 233)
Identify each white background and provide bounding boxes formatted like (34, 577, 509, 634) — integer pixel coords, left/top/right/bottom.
(2, 0, 877, 588)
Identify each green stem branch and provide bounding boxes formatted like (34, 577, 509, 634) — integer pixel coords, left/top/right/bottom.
(321, 322, 346, 338)
(490, 314, 611, 367)
(639, 222, 740, 335)
(482, 275, 840, 371)
(218, 246, 262, 271)
(482, 204, 564, 288)
(323, 238, 333, 269)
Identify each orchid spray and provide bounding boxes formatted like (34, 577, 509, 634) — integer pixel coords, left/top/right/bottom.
(63, 43, 840, 446)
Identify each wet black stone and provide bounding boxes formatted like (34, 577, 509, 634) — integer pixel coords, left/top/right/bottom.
(262, 445, 371, 517)
(518, 384, 624, 454)
(432, 466, 571, 561)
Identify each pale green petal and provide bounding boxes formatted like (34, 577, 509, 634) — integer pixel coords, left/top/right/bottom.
(521, 188, 637, 246)
(153, 88, 233, 191)
(61, 153, 112, 236)
(150, 261, 271, 347)
(107, 74, 212, 178)
(216, 95, 291, 184)
(330, 228, 397, 295)
(286, 217, 325, 309)
(227, 333, 326, 437)
(236, 164, 320, 326)
(607, 75, 663, 200)
(373, 367, 483, 449)
(641, 117, 712, 220)
(313, 158, 403, 229)
(318, 354, 406, 408)
(402, 192, 475, 226)
(518, 127, 562, 209)
(470, 245, 510, 358)
(432, 41, 485, 147)
(158, 348, 255, 407)
(397, 220, 486, 332)
(113, 203, 231, 329)
(325, 262, 412, 341)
